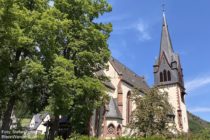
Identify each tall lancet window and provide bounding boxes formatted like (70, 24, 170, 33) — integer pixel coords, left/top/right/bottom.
(168, 71, 171, 81)
(127, 91, 132, 124)
(116, 125, 122, 136)
(160, 72, 163, 82)
(163, 70, 167, 81)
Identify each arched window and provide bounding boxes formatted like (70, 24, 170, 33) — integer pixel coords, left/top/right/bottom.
(160, 72, 163, 82)
(107, 124, 115, 135)
(163, 70, 167, 81)
(168, 71, 171, 81)
(116, 125, 122, 136)
(127, 91, 132, 124)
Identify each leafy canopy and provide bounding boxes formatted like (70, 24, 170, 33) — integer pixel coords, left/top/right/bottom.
(129, 88, 176, 137)
(0, 0, 112, 134)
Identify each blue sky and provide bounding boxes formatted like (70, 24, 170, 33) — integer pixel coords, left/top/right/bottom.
(98, 0, 210, 122)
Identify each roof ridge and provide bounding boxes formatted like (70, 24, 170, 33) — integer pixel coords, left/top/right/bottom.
(110, 56, 144, 79)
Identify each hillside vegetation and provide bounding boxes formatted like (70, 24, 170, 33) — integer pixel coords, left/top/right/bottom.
(188, 111, 210, 133)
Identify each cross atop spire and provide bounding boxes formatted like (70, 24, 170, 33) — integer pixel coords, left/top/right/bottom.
(162, 0, 166, 13)
(154, 12, 184, 88)
(162, 0, 167, 26)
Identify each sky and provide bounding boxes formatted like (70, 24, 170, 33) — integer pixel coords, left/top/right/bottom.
(97, 0, 210, 122)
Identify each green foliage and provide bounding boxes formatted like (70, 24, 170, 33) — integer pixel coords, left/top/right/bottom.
(48, 56, 75, 115)
(0, 0, 112, 135)
(25, 134, 45, 140)
(184, 112, 210, 140)
(16, 59, 48, 113)
(14, 101, 32, 118)
(59, 134, 98, 140)
(36, 134, 45, 140)
(116, 136, 166, 140)
(67, 76, 108, 133)
(59, 134, 210, 140)
(116, 135, 210, 140)
(128, 88, 176, 137)
(188, 111, 210, 134)
(173, 131, 210, 140)
(189, 119, 203, 133)
(57, 135, 166, 140)
(0, 0, 51, 126)
(19, 118, 31, 128)
(54, 0, 112, 77)
(51, 111, 210, 140)
(46, 0, 112, 134)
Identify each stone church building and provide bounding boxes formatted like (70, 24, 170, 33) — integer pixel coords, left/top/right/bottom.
(89, 13, 189, 138)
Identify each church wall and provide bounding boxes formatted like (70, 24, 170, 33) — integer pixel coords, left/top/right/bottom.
(102, 62, 143, 137)
(103, 62, 120, 98)
(175, 86, 189, 132)
(159, 84, 188, 132)
(90, 62, 123, 138)
(121, 82, 138, 136)
(121, 82, 132, 127)
(89, 89, 114, 137)
(180, 96, 189, 132)
(159, 85, 178, 130)
(91, 56, 189, 137)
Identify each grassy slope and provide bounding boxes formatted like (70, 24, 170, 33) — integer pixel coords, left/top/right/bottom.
(188, 111, 210, 133)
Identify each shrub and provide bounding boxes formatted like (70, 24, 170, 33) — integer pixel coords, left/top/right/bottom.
(115, 136, 166, 140)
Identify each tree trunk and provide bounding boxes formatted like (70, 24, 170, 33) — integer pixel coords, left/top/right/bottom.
(1, 50, 21, 131)
(49, 115, 59, 140)
(1, 96, 16, 131)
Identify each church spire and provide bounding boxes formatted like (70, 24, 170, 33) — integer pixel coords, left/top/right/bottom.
(159, 12, 174, 63)
(154, 12, 184, 88)
(153, 4, 188, 133)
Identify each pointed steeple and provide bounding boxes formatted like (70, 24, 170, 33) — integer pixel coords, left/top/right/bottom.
(154, 12, 184, 88)
(159, 12, 174, 63)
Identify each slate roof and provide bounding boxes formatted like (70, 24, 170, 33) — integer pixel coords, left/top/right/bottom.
(30, 113, 48, 130)
(109, 57, 149, 91)
(106, 97, 123, 120)
(158, 13, 174, 64)
(156, 13, 182, 69)
(154, 13, 184, 87)
(95, 70, 115, 90)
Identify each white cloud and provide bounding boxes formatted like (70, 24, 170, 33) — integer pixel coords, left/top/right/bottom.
(185, 75, 210, 92)
(189, 107, 210, 113)
(136, 20, 151, 41)
(113, 20, 152, 41)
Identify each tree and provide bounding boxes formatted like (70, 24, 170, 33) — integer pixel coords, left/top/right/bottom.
(0, 0, 112, 139)
(128, 88, 176, 137)
(45, 0, 112, 138)
(0, 0, 50, 131)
